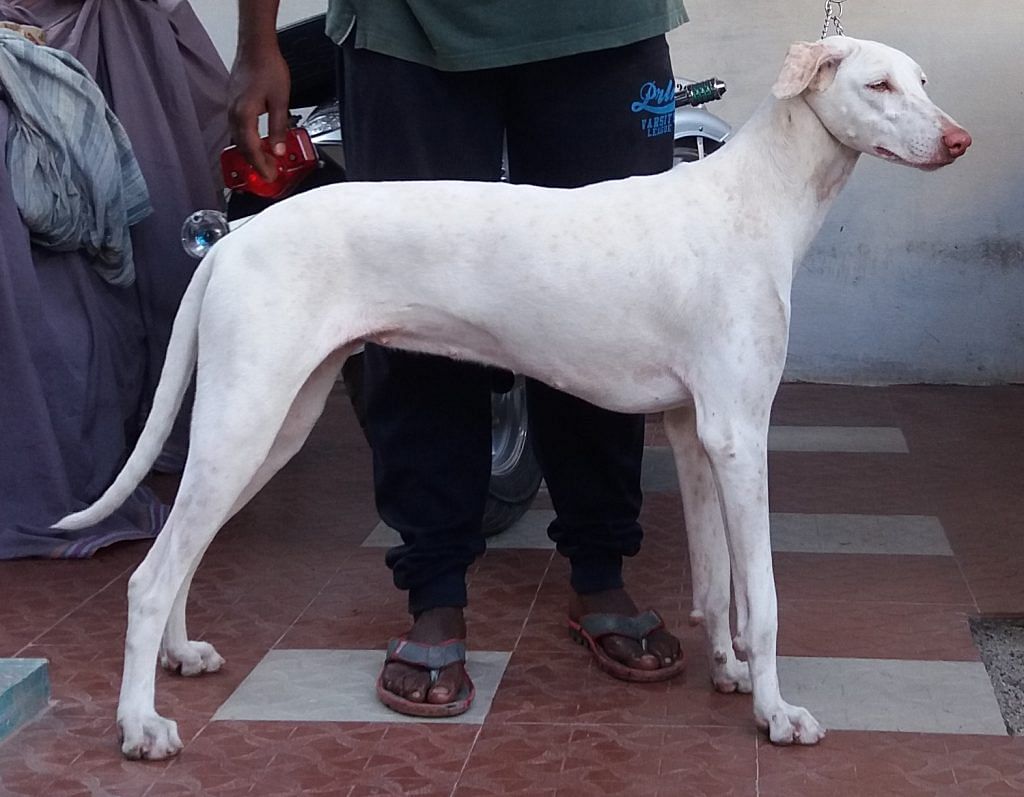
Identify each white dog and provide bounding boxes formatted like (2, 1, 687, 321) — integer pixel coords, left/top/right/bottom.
(57, 37, 970, 759)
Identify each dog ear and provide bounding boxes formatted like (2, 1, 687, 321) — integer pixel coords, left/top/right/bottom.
(772, 40, 844, 99)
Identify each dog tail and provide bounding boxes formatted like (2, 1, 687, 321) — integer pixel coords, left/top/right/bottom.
(52, 251, 216, 531)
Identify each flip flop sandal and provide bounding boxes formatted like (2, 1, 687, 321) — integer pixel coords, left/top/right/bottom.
(376, 637, 476, 718)
(568, 609, 685, 683)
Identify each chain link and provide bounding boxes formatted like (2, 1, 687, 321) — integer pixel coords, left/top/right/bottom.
(821, 0, 846, 38)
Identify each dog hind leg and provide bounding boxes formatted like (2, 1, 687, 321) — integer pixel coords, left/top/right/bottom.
(158, 557, 224, 678)
(158, 350, 349, 679)
(117, 346, 345, 760)
(664, 404, 751, 694)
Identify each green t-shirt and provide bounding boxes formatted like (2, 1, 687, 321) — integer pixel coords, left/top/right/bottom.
(325, 1, 688, 72)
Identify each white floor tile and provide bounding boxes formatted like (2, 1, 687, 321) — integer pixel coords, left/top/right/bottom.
(640, 447, 681, 493)
(213, 649, 511, 725)
(768, 426, 909, 453)
(642, 428, 908, 492)
(778, 656, 1007, 735)
(770, 514, 952, 555)
(213, 650, 1006, 735)
(365, 507, 949, 557)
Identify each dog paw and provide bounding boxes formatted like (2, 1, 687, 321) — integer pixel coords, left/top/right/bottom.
(160, 640, 225, 677)
(756, 702, 826, 746)
(711, 656, 752, 694)
(118, 713, 183, 760)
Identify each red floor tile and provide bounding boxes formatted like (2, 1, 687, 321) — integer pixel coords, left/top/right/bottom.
(757, 731, 956, 796)
(777, 600, 981, 661)
(772, 384, 901, 427)
(2, 385, 1022, 795)
(757, 731, 1024, 796)
(459, 724, 757, 796)
(773, 553, 974, 606)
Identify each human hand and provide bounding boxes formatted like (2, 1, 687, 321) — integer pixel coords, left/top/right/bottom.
(228, 49, 291, 182)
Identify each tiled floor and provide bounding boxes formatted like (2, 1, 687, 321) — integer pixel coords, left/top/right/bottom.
(1, 384, 1022, 795)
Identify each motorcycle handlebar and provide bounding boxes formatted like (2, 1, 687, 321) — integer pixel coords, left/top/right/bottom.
(675, 78, 727, 108)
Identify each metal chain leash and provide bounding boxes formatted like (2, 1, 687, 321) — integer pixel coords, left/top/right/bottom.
(821, 0, 846, 38)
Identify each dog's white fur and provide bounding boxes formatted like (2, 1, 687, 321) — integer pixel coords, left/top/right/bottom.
(56, 37, 970, 759)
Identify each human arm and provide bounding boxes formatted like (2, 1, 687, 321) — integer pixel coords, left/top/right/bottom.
(228, 0, 290, 181)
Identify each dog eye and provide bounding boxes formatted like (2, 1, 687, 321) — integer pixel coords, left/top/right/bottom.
(867, 80, 893, 92)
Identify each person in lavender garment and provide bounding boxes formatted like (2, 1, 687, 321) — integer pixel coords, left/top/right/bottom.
(0, 0, 229, 559)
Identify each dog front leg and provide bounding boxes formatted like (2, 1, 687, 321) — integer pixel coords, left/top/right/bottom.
(696, 405, 824, 745)
(664, 405, 751, 693)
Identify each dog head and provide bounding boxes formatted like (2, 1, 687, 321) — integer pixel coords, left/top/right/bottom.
(772, 37, 971, 170)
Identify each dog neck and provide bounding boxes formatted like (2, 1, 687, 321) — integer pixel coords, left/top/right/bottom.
(726, 94, 860, 262)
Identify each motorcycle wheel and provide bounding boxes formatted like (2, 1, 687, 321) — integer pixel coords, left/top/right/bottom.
(483, 375, 542, 537)
(341, 355, 542, 538)
(673, 137, 723, 165)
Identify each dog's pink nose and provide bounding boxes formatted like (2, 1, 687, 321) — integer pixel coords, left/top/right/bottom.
(943, 127, 972, 158)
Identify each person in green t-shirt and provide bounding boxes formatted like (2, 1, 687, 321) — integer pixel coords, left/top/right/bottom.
(230, 0, 688, 718)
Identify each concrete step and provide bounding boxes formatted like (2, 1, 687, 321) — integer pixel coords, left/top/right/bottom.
(0, 659, 50, 743)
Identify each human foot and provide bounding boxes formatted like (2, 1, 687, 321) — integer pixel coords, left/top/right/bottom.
(378, 607, 473, 715)
(569, 588, 683, 679)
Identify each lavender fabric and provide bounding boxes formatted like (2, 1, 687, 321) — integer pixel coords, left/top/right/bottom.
(0, 0, 229, 558)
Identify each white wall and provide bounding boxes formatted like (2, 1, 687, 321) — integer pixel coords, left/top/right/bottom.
(188, 0, 325, 66)
(190, 1, 1023, 384)
(669, 1, 1024, 384)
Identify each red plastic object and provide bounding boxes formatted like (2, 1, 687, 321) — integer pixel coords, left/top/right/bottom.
(220, 127, 317, 199)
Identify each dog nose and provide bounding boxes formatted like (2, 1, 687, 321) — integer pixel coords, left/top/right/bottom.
(943, 127, 972, 158)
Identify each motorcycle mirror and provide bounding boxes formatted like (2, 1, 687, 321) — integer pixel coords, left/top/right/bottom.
(181, 209, 230, 260)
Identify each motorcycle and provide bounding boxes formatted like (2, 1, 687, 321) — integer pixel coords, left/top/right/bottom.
(182, 14, 731, 537)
